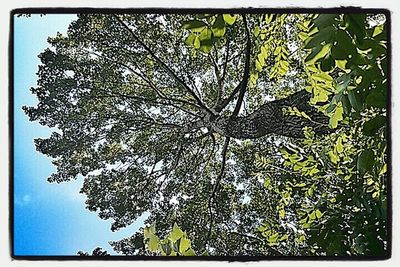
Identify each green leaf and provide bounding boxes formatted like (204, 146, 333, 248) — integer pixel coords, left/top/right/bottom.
(320, 56, 335, 72)
(182, 248, 196, 256)
(312, 71, 333, 83)
(335, 29, 354, 51)
(372, 24, 385, 37)
(254, 26, 260, 36)
(185, 33, 196, 46)
(182, 20, 207, 32)
(268, 233, 279, 243)
(345, 14, 366, 43)
(357, 149, 374, 175)
(314, 14, 337, 28)
(169, 223, 184, 242)
(304, 26, 335, 49)
(329, 105, 343, 128)
(309, 211, 316, 220)
(363, 116, 386, 136)
(315, 209, 323, 219)
(306, 44, 331, 65)
(365, 90, 386, 108)
(193, 36, 201, 49)
(331, 44, 349, 60)
(199, 28, 212, 41)
(179, 236, 191, 252)
(279, 209, 286, 218)
(328, 150, 339, 164)
(307, 187, 314, 197)
(335, 137, 344, 153)
(148, 233, 160, 252)
(335, 59, 348, 71)
(144, 224, 156, 239)
(222, 14, 236, 25)
(211, 15, 226, 37)
(199, 38, 215, 53)
(279, 234, 289, 241)
(265, 14, 274, 24)
(348, 90, 362, 112)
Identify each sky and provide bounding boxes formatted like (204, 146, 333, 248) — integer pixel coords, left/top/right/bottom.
(13, 14, 147, 256)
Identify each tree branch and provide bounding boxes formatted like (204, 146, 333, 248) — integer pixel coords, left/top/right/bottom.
(220, 39, 230, 90)
(231, 14, 251, 118)
(206, 136, 230, 244)
(214, 16, 251, 114)
(81, 48, 203, 118)
(112, 14, 214, 115)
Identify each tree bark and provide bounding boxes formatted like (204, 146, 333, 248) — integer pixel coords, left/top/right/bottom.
(209, 91, 332, 139)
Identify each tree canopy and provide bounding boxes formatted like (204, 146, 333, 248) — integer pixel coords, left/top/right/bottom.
(23, 12, 389, 257)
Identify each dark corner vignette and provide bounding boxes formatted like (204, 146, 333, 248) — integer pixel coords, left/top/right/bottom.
(9, 7, 391, 261)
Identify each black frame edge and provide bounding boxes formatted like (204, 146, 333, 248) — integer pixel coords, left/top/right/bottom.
(9, 7, 392, 261)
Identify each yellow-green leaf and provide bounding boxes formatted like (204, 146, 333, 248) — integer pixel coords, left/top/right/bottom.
(329, 105, 344, 128)
(222, 14, 236, 25)
(315, 209, 323, 219)
(169, 223, 184, 242)
(306, 44, 331, 65)
(148, 234, 160, 252)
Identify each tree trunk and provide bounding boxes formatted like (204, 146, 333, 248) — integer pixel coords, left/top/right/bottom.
(209, 91, 332, 139)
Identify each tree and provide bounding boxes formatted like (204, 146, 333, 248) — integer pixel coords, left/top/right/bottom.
(23, 12, 388, 256)
(77, 247, 110, 256)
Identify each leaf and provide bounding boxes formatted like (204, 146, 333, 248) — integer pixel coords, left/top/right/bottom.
(199, 28, 212, 41)
(345, 14, 366, 43)
(314, 14, 337, 28)
(328, 150, 339, 164)
(304, 26, 335, 49)
(279, 234, 289, 241)
(379, 164, 387, 175)
(331, 44, 349, 60)
(279, 209, 286, 218)
(335, 59, 348, 72)
(265, 14, 274, 24)
(309, 211, 316, 220)
(372, 24, 384, 37)
(179, 236, 191, 252)
(185, 33, 196, 46)
(320, 56, 335, 72)
(363, 116, 386, 136)
(211, 15, 226, 37)
(312, 72, 333, 83)
(348, 90, 362, 112)
(193, 36, 201, 49)
(357, 149, 374, 175)
(148, 234, 160, 252)
(335, 29, 354, 51)
(182, 248, 196, 256)
(335, 137, 344, 153)
(161, 240, 172, 255)
(315, 209, 323, 219)
(365, 90, 386, 108)
(182, 20, 207, 32)
(144, 224, 156, 239)
(222, 14, 236, 25)
(306, 44, 331, 65)
(307, 187, 314, 197)
(169, 223, 184, 242)
(329, 105, 343, 128)
(268, 233, 279, 243)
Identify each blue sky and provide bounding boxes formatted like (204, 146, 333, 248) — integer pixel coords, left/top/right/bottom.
(13, 14, 147, 256)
